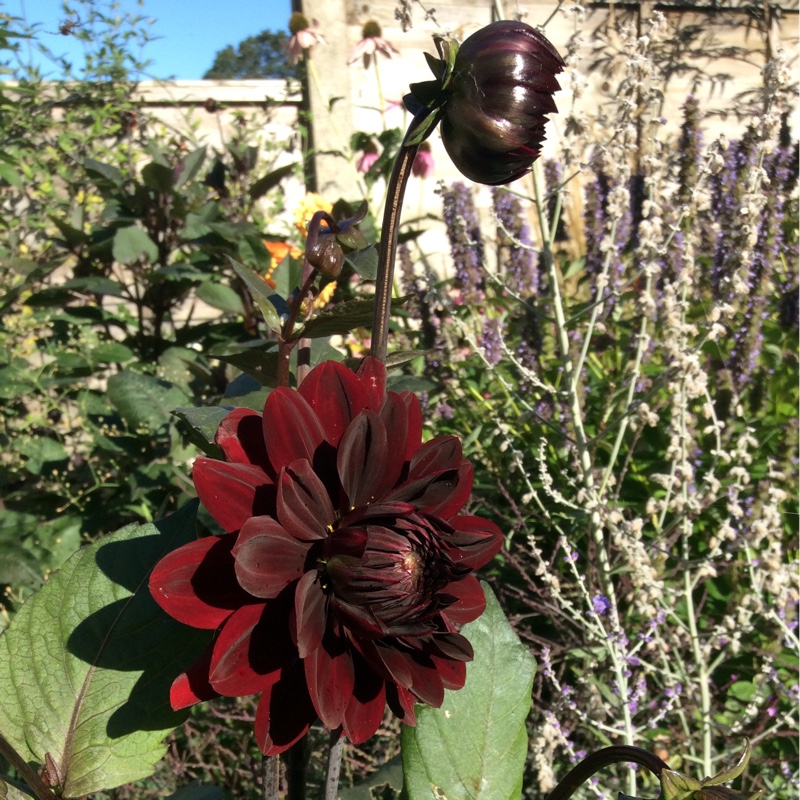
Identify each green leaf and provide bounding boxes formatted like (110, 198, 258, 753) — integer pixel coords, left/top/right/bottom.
(0, 160, 23, 189)
(107, 371, 189, 431)
(249, 162, 296, 200)
(91, 342, 135, 364)
(0, 501, 210, 798)
(84, 157, 123, 186)
(345, 246, 378, 280)
(195, 281, 244, 315)
(216, 348, 281, 387)
(174, 147, 207, 189)
(728, 681, 757, 703)
(172, 406, 228, 458)
(294, 298, 376, 340)
(18, 438, 68, 476)
(0, 777, 35, 800)
(113, 226, 159, 265)
(230, 259, 283, 333)
(401, 583, 535, 800)
(141, 161, 174, 193)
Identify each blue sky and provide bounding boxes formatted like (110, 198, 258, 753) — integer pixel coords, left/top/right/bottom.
(9, 0, 292, 79)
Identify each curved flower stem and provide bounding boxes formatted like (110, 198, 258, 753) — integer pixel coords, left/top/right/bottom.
(324, 732, 345, 800)
(370, 114, 428, 363)
(0, 732, 60, 800)
(545, 745, 667, 800)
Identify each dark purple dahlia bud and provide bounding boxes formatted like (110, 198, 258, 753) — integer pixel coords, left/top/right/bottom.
(405, 21, 565, 185)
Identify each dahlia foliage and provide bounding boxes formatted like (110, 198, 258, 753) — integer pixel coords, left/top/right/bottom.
(149, 357, 503, 755)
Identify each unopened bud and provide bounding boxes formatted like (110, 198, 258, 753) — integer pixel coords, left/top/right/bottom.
(307, 238, 344, 277)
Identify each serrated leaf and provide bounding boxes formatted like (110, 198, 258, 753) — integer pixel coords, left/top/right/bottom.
(401, 583, 535, 800)
(294, 298, 376, 340)
(112, 226, 158, 265)
(107, 372, 188, 431)
(0, 501, 210, 798)
(195, 282, 244, 315)
(217, 348, 281, 387)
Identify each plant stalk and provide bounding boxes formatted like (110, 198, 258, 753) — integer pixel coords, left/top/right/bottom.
(545, 745, 667, 800)
(0, 733, 60, 800)
(324, 732, 345, 800)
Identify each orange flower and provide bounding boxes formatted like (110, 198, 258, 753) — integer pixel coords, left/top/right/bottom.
(262, 241, 303, 287)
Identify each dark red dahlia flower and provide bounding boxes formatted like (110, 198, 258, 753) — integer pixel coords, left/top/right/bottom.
(149, 357, 502, 755)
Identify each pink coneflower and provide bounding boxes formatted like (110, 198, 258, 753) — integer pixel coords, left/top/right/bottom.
(287, 13, 325, 65)
(356, 141, 380, 174)
(349, 20, 399, 69)
(412, 141, 434, 179)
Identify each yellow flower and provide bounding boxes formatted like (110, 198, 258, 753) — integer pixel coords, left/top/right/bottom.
(313, 280, 337, 309)
(293, 192, 333, 237)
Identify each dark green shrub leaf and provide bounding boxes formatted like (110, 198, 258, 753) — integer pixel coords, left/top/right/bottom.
(84, 157, 123, 186)
(113, 226, 159, 265)
(249, 162, 296, 200)
(91, 342, 135, 364)
(0, 501, 210, 798)
(339, 755, 402, 799)
(172, 406, 228, 458)
(174, 146, 207, 189)
(141, 161, 174, 192)
(401, 583, 535, 800)
(107, 372, 188, 430)
(195, 281, 244, 315)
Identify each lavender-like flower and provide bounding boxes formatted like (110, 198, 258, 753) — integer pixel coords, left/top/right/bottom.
(441, 182, 486, 303)
(481, 317, 505, 366)
(492, 187, 537, 295)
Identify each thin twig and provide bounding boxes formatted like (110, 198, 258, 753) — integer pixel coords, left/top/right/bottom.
(324, 732, 345, 800)
(263, 754, 280, 800)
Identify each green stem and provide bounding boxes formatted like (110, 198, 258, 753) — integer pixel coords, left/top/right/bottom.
(545, 745, 667, 800)
(370, 116, 426, 362)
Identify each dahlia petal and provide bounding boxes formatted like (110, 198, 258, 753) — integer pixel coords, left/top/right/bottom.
(233, 517, 311, 599)
(263, 388, 326, 474)
(304, 633, 355, 729)
(378, 393, 414, 488)
(255, 664, 316, 755)
(337, 410, 389, 507)
(427, 631, 474, 662)
(440, 574, 487, 624)
(343, 658, 386, 744)
(408, 435, 463, 478)
(373, 642, 413, 688)
(193, 458, 275, 533)
(277, 459, 335, 540)
(209, 602, 291, 696)
(398, 391, 423, 460)
(216, 407, 269, 468)
(329, 594, 385, 638)
(446, 515, 504, 568)
(430, 654, 467, 690)
(298, 360, 368, 446)
(149, 535, 250, 629)
(295, 569, 328, 658)
(383, 461, 473, 518)
(326, 526, 368, 558)
(356, 356, 386, 410)
(170, 644, 219, 710)
(385, 682, 417, 725)
(404, 653, 445, 707)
